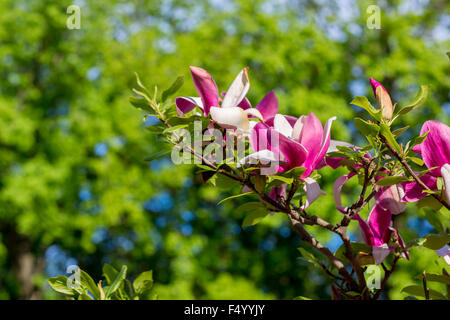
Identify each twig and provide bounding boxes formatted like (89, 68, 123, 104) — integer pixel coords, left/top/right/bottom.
(422, 271, 430, 300)
(373, 255, 399, 300)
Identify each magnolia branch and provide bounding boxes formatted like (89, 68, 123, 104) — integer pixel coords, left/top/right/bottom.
(380, 135, 450, 210)
(151, 101, 375, 298)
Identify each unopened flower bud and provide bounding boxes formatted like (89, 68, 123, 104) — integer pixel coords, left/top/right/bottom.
(370, 78, 394, 121)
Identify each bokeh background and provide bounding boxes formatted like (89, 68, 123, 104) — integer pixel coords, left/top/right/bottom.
(0, 0, 448, 299)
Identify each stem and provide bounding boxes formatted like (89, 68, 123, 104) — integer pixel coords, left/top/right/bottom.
(422, 271, 430, 300)
(373, 255, 399, 300)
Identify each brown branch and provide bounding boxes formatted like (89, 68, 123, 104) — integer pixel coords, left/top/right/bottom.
(287, 213, 359, 291)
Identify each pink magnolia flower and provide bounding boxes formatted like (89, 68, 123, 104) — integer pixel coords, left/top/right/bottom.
(175, 66, 278, 131)
(402, 120, 450, 202)
(245, 113, 335, 208)
(333, 170, 408, 264)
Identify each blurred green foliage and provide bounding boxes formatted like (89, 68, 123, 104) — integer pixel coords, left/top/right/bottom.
(0, 0, 448, 299)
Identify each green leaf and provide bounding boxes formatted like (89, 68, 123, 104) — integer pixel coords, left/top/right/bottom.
(218, 192, 254, 205)
(210, 174, 239, 188)
(376, 176, 410, 186)
(334, 242, 372, 261)
(162, 124, 188, 134)
(236, 201, 265, 214)
(129, 96, 153, 112)
(267, 175, 294, 185)
(78, 293, 94, 300)
(418, 196, 443, 210)
(353, 117, 380, 136)
(392, 126, 409, 138)
(143, 150, 171, 162)
(80, 269, 100, 299)
(408, 157, 424, 166)
(422, 209, 446, 233)
(421, 234, 450, 250)
(242, 208, 268, 228)
(411, 234, 450, 250)
(409, 131, 430, 153)
(350, 96, 381, 121)
(106, 265, 127, 299)
(293, 296, 312, 300)
(48, 276, 75, 296)
(396, 85, 429, 116)
(281, 167, 306, 178)
(414, 274, 450, 286)
(380, 123, 402, 155)
(401, 285, 447, 300)
(195, 164, 215, 172)
(297, 247, 321, 268)
(161, 75, 184, 103)
(133, 270, 154, 296)
(102, 264, 119, 286)
(134, 72, 152, 97)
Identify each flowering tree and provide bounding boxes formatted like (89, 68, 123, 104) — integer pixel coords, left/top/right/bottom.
(128, 66, 450, 300)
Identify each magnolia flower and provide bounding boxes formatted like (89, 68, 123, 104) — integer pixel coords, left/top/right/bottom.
(370, 78, 394, 121)
(246, 112, 335, 209)
(333, 170, 408, 264)
(402, 120, 450, 202)
(175, 66, 278, 132)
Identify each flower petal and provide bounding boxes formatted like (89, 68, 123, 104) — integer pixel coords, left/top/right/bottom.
(273, 130, 308, 171)
(370, 78, 388, 96)
(300, 177, 326, 210)
(265, 115, 297, 128)
(352, 213, 375, 246)
(293, 113, 325, 177)
(375, 185, 406, 215)
(245, 108, 264, 121)
(401, 173, 437, 202)
(239, 149, 281, 166)
(273, 114, 293, 138)
(417, 120, 450, 176)
(256, 90, 279, 120)
(221, 68, 250, 109)
(327, 140, 355, 153)
(367, 205, 392, 247)
(372, 244, 392, 265)
(311, 116, 336, 172)
(221, 91, 251, 109)
(333, 173, 355, 214)
(189, 66, 219, 115)
(210, 106, 250, 130)
(250, 122, 270, 152)
(175, 96, 204, 115)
